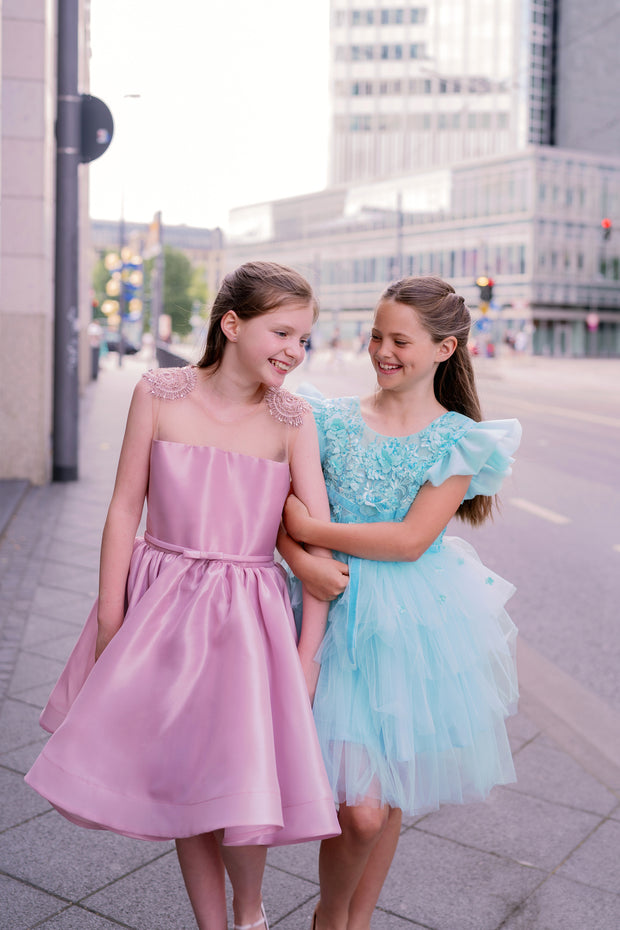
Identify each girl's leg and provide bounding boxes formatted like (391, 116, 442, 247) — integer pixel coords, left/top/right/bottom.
(315, 803, 391, 930)
(347, 806, 402, 930)
(176, 833, 227, 930)
(218, 840, 268, 929)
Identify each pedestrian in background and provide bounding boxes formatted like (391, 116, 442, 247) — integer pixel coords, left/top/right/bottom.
(25, 262, 340, 930)
(281, 275, 521, 930)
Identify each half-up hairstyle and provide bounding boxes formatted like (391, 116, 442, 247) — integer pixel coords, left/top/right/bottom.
(380, 275, 493, 526)
(197, 261, 318, 371)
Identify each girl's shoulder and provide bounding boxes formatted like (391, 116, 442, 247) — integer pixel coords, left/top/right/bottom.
(265, 387, 311, 428)
(141, 366, 197, 400)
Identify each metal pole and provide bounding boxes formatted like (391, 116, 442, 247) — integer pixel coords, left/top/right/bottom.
(52, 0, 80, 481)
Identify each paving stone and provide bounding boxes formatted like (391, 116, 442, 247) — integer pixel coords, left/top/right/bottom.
(43, 539, 101, 571)
(81, 849, 202, 929)
(0, 872, 67, 930)
(29, 906, 128, 928)
(267, 840, 320, 884)
(0, 811, 170, 900)
(0, 733, 48, 774)
(26, 631, 82, 663)
(0, 696, 44, 751)
(501, 873, 620, 929)
(506, 710, 540, 752)
(0, 765, 51, 830)
(9, 649, 65, 696)
(21, 613, 81, 648)
(378, 828, 543, 930)
(39, 560, 99, 598)
(30, 585, 93, 625)
(417, 783, 601, 871)
(506, 732, 618, 815)
(556, 818, 620, 894)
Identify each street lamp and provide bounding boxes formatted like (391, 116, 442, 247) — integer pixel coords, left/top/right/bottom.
(116, 93, 141, 365)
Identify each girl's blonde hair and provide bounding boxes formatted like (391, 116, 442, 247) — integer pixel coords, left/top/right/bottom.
(380, 275, 493, 526)
(197, 261, 318, 371)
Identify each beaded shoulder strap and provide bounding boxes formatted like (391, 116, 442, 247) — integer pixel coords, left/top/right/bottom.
(142, 366, 198, 400)
(265, 388, 311, 428)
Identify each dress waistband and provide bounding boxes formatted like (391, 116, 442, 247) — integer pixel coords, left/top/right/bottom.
(144, 531, 275, 565)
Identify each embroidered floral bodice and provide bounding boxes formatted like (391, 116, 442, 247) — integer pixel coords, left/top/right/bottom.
(311, 397, 468, 523)
(306, 393, 520, 535)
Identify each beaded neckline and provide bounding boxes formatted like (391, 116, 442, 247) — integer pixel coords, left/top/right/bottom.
(142, 368, 310, 428)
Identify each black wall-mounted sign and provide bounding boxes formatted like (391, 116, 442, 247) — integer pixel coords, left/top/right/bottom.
(80, 94, 114, 163)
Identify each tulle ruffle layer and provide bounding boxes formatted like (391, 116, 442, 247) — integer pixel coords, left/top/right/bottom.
(312, 536, 518, 813)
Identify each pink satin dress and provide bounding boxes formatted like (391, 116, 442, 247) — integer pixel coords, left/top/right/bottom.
(26, 440, 340, 846)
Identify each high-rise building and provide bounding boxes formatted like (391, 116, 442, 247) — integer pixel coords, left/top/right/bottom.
(227, 0, 620, 357)
(328, 0, 619, 185)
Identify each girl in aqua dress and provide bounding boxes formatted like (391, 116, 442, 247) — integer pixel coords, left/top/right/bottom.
(26, 262, 341, 930)
(281, 275, 521, 930)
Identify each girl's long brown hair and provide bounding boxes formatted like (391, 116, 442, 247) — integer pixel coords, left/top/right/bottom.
(197, 261, 318, 371)
(381, 275, 493, 526)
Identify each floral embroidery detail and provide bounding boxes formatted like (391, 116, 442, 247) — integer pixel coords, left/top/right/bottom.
(312, 397, 472, 526)
(142, 366, 197, 400)
(438, 594, 447, 604)
(265, 388, 311, 428)
(485, 577, 495, 585)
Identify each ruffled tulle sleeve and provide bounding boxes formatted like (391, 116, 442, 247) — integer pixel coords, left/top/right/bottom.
(295, 383, 328, 459)
(424, 418, 522, 499)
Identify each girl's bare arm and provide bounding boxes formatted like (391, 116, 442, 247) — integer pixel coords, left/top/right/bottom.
(96, 381, 153, 659)
(287, 414, 337, 699)
(283, 474, 472, 563)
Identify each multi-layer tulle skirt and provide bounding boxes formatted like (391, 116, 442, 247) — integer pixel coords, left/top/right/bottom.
(300, 535, 518, 814)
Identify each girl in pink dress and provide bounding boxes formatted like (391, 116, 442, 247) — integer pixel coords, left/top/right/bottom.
(25, 261, 341, 930)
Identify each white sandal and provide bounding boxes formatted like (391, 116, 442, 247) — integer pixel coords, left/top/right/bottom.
(233, 902, 269, 930)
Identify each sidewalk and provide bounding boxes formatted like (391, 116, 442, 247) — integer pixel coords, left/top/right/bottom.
(1, 354, 619, 930)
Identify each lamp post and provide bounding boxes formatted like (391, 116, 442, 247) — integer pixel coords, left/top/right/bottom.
(116, 93, 141, 365)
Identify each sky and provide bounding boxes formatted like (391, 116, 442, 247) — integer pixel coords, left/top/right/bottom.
(88, 0, 331, 231)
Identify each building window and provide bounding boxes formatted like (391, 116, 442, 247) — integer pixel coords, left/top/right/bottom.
(410, 43, 422, 58)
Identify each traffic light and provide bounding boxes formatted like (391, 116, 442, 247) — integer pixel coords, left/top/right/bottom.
(601, 218, 612, 241)
(475, 275, 494, 302)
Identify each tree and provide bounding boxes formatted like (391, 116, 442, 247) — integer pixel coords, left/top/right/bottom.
(162, 246, 193, 336)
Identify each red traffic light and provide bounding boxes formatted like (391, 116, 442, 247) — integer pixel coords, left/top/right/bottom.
(602, 218, 612, 229)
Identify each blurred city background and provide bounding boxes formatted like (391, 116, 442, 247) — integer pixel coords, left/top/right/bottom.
(1, 0, 619, 485)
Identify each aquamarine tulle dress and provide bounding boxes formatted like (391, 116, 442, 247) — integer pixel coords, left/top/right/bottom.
(293, 390, 521, 815)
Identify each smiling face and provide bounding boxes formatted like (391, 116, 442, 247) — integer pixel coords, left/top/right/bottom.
(223, 299, 315, 388)
(369, 298, 456, 393)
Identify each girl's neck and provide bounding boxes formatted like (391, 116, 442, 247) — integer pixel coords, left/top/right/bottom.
(197, 363, 265, 409)
(361, 384, 447, 436)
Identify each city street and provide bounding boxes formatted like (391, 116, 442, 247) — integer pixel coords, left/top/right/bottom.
(0, 350, 619, 929)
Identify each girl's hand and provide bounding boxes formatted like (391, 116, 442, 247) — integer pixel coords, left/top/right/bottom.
(301, 553, 349, 601)
(284, 493, 312, 542)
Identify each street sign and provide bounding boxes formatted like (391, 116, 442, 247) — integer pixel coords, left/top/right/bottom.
(80, 95, 114, 163)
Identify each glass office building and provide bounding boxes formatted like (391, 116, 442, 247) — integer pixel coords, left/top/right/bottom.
(227, 0, 620, 356)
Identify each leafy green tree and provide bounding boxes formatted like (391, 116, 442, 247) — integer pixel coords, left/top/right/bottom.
(162, 246, 193, 336)
(188, 265, 209, 317)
